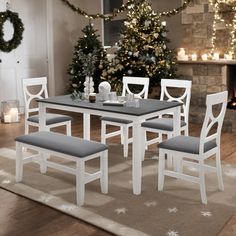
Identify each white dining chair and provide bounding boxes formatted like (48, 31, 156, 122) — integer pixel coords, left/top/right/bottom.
(101, 76, 149, 157)
(141, 79, 192, 163)
(157, 91, 228, 204)
(22, 77, 73, 135)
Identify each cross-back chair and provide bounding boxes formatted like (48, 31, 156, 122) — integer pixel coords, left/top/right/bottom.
(101, 76, 149, 157)
(141, 79, 192, 163)
(22, 77, 72, 135)
(158, 91, 228, 204)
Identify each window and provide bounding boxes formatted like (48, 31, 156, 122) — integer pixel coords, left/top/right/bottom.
(102, 0, 125, 46)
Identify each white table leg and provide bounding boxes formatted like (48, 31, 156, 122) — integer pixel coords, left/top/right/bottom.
(132, 120, 142, 195)
(83, 113, 90, 140)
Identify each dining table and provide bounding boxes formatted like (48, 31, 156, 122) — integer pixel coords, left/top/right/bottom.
(38, 95, 182, 195)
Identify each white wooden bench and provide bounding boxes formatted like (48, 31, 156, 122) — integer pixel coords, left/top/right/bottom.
(15, 131, 108, 206)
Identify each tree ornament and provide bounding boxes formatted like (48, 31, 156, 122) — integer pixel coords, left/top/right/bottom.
(0, 10, 24, 52)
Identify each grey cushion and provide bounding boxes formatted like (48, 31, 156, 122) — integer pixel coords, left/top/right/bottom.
(100, 116, 132, 124)
(15, 131, 108, 158)
(141, 118, 186, 131)
(27, 113, 73, 125)
(158, 136, 217, 154)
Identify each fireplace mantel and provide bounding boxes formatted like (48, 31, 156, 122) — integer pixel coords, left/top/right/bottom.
(177, 61, 236, 132)
(177, 60, 236, 65)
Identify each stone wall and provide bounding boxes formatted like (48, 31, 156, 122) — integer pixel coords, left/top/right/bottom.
(181, 0, 233, 55)
(177, 61, 236, 133)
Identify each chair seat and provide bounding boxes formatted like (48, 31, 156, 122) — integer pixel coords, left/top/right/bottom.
(141, 118, 186, 131)
(101, 116, 132, 124)
(158, 136, 217, 154)
(27, 113, 73, 125)
(15, 131, 108, 158)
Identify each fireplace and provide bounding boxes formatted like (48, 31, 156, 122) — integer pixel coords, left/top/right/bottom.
(227, 66, 236, 110)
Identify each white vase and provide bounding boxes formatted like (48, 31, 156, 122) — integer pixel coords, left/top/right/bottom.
(84, 76, 94, 99)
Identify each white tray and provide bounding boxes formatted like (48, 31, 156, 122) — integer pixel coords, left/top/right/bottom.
(103, 100, 126, 106)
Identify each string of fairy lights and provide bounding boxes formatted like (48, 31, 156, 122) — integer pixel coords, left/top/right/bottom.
(60, 0, 192, 21)
(209, 0, 236, 55)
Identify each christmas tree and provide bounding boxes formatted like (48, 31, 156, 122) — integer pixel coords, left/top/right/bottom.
(68, 22, 108, 93)
(102, 0, 177, 91)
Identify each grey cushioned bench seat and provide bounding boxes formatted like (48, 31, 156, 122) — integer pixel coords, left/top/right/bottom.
(15, 131, 108, 157)
(100, 116, 132, 124)
(141, 118, 186, 131)
(28, 113, 73, 125)
(158, 135, 217, 154)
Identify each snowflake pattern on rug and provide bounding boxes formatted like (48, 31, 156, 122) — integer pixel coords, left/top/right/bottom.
(166, 229, 179, 236)
(224, 169, 236, 177)
(1, 179, 11, 184)
(168, 207, 178, 213)
(114, 208, 127, 214)
(144, 201, 157, 207)
(201, 211, 212, 217)
(59, 204, 77, 212)
(0, 169, 9, 176)
(37, 194, 54, 203)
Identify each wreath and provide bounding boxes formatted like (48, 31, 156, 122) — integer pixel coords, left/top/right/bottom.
(0, 10, 24, 53)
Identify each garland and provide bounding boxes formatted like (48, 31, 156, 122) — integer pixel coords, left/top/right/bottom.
(60, 0, 192, 21)
(0, 10, 24, 53)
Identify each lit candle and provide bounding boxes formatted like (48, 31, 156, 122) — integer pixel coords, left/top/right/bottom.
(201, 54, 208, 61)
(213, 52, 219, 60)
(10, 108, 19, 122)
(224, 54, 233, 60)
(4, 114, 11, 123)
(191, 54, 197, 61)
(161, 21, 166, 26)
(178, 48, 188, 60)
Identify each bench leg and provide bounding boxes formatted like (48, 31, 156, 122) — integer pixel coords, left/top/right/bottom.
(76, 160, 85, 206)
(16, 142, 23, 182)
(100, 150, 108, 194)
(40, 153, 48, 174)
(66, 120, 72, 136)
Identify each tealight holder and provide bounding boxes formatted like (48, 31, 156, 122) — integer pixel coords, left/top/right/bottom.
(1, 100, 20, 123)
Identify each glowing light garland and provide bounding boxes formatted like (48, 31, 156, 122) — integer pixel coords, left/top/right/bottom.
(60, 0, 192, 21)
(209, 0, 236, 56)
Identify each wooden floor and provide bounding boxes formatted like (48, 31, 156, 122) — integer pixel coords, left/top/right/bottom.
(0, 112, 236, 236)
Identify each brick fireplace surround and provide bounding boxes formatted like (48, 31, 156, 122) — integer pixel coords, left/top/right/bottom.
(177, 61, 236, 133)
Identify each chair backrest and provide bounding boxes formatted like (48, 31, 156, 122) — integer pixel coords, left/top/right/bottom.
(121, 76, 149, 99)
(199, 91, 228, 154)
(160, 79, 192, 123)
(22, 77, 48, 118)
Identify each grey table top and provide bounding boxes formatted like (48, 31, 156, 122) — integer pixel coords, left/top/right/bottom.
(37, 94, 182, 116)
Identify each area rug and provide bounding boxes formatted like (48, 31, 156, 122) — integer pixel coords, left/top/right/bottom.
(0, 146, 236, 236)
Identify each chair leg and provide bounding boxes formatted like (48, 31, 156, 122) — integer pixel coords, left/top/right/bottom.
(66, 121, 72, 136)
(184, 126, 189, 136)
(25, 123, 29, 135)
(144, 129, 148, 150)
(199, 159, 207, 204)
(100, 150, 108, 194)
(120, 126, 124, 145)
(158, 149, 165, 191)
(16, 142, 23, 182)
(101, 121, 106, 144)
(123, 125, 129, 158)
(76, 160, 85, 206)
(216, 150, 224, 191)
(142, 128, 146, 161)
(166, 133, 173, 169)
